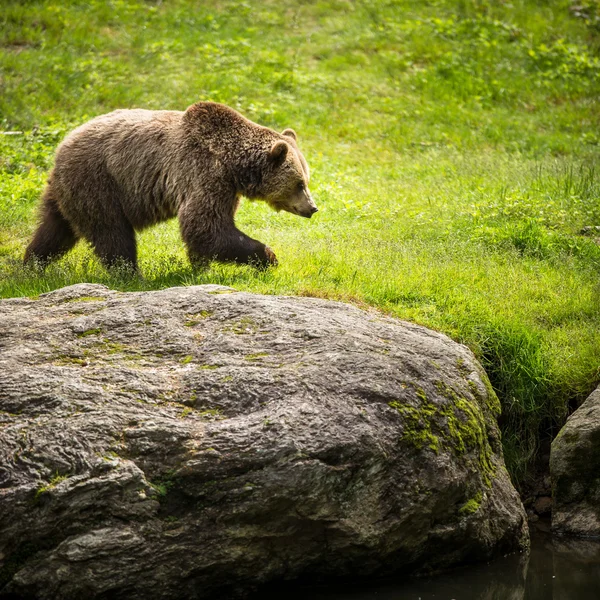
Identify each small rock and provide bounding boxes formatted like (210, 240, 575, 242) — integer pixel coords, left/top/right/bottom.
(580, 225, 600, 236)
(552, 385, 600, 537)
(533, 496, 552, 516)
(527, 510, 539, 523)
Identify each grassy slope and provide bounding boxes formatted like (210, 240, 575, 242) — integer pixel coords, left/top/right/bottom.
(1, 0, 599, 486)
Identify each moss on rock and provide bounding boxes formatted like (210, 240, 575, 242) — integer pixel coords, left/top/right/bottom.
(459, 491, 483, 516)
(389, 381, 496, 486)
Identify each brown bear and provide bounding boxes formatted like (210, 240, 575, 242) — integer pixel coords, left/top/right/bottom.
(24, 101, 317, 270)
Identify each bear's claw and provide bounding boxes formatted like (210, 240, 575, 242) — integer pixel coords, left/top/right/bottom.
(264, 246, 278, 267)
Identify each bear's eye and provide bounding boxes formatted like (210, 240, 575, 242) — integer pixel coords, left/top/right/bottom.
(297, 182, 305, 192)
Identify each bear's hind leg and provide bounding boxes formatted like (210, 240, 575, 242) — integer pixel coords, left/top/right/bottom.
(24, 188, 78, 266)
(90, 221, 138, 272)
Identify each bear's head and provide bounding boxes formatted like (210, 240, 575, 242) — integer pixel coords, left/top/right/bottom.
(259, 129, 318, 219)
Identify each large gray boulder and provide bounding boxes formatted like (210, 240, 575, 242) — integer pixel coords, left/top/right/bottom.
(551, 386, 600, 537)
(0, 284, 528, 599)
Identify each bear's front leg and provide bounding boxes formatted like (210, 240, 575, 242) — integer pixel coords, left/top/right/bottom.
(203, 227, 277, 267)
(190, 231, 277, 268)
(179, 203, 277, 268)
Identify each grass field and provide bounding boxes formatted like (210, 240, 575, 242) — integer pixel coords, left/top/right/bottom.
(1, 0, 599, 487)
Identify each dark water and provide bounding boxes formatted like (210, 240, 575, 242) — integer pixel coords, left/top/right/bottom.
(266, 526, 600, 599)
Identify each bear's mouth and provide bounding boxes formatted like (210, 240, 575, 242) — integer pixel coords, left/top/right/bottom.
(267, 200, 317, 219)
(295, 206, 318, 218)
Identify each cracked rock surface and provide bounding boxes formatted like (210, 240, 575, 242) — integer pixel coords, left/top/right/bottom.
(0, 284, 528, 599)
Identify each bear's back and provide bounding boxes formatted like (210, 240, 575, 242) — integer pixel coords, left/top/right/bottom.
(57, 109, 182, 158)
(52, 109, 187, 229)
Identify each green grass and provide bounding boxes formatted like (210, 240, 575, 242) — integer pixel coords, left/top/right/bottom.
(1, 0, 600, 488)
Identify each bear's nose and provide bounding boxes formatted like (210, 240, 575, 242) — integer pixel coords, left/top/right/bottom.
(310, 206, 319, 215)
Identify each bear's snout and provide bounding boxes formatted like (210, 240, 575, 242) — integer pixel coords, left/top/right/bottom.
(298, 205, 318, 218)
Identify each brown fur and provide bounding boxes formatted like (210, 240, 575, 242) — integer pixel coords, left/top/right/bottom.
(24, 102, 317, 270)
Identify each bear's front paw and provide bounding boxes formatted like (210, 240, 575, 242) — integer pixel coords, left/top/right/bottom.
(264, 246, 278, 267)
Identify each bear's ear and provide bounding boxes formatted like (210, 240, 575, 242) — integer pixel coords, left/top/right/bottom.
(282, 128, 297, 141)
(269, 140, 289, 166)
